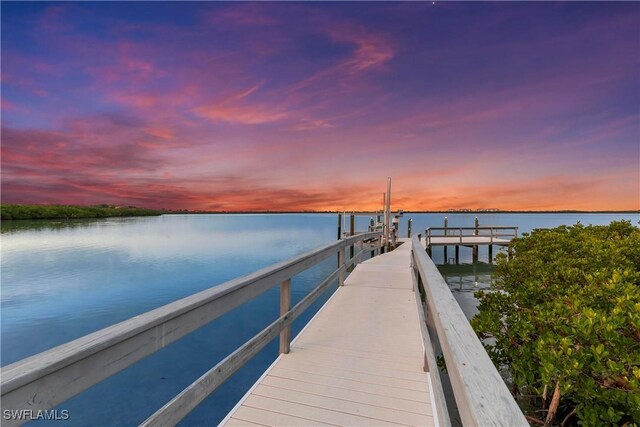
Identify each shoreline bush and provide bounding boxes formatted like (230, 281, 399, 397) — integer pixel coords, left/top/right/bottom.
(472, 221, 640, 426)
(0, 204, 162, 220)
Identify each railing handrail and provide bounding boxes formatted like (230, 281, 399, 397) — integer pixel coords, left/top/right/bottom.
(1, 231, 382, 426)
(410, 235, 527, 426)
(426, 226, 518, 231)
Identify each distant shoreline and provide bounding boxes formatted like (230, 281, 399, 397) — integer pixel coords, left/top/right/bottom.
(1, 204, 637, 221)
(167, 210, 639, 215)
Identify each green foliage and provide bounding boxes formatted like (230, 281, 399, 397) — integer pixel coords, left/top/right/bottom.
(472, 221, 640, 426)
(0, 204, 162, 220)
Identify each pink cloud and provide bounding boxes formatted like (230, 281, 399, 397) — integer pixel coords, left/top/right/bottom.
(192, 85, 290, 125)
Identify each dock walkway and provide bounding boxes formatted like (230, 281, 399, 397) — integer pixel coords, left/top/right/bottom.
(221, 240, 436, 427)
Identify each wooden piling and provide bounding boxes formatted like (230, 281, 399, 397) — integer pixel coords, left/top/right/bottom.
(279, 279, 291, 354)
(337, 213, 342, 267)
(338, 247, 346, 286)
(488, 245, 493, 262)
(370, 217, 376, 257)
(350, 213, 355, 258)
(408, 218, 413, 238)
(444, 217, 449, 262)
(473, 217, 479, 262)
(455, 245, 460, 264)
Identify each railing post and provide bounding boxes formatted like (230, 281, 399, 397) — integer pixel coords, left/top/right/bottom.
(338, 247, 346, 286)
(350, 213, 355, 259)
(407, 218, 412, 238)
(279, 278, 291, 354)
(337, 214, 343, 267)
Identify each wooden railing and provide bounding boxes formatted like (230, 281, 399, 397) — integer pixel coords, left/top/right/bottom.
(410, 235, 527, 426)
(1, 231, 382, 427)
(425, 226, 518, 245)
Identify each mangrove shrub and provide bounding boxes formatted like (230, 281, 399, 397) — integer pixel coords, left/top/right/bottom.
(472, 221, 640, 426)
(0, 204, 162, 220)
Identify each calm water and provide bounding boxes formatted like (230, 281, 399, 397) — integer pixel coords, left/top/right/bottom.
(2, 213, 638, 426)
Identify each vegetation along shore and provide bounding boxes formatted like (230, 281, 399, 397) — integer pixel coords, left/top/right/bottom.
(472, 221, 640, 425)
(0, 204, 162, 220)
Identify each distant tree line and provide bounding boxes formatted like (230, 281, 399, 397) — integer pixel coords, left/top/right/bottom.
(0, 204, 163, 220)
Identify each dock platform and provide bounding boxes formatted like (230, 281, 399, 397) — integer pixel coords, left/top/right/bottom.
(424, 226, 518, 262)
(220, 240, 437, 427)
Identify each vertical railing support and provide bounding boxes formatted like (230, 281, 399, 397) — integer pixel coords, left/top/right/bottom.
(338, 247, 346, 286)
(279, 278, 291, 354)
(407, 219, 412, 238)
(350, 213, 355, 259)
(337, 214, 343, 267)
(444, 217, 448, 262)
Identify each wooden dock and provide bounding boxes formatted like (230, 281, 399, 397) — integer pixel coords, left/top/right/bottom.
(220, 240, 438, 427)
(424, 226, 518, 262)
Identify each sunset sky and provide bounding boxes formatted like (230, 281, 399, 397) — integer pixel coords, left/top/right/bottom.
(2, 2, 639, 211)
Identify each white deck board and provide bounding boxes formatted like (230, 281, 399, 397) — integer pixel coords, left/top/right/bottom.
(221, 241, 434, 427)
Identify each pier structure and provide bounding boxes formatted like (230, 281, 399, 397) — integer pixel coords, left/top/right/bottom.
(425, 224, 518, 263)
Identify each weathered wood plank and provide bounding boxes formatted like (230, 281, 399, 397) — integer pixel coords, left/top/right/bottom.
(411, 235, 527, 426)
(251, 384, 433, 426)
(231, 406, 334, 426)
(242, 394, 401, 427)
(260, 376, 432, 415)
(267, 366, 431, 403)
(290, 342, 419, 365)
(282, 346, 424, 374)
(225, 418, 266, 426)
